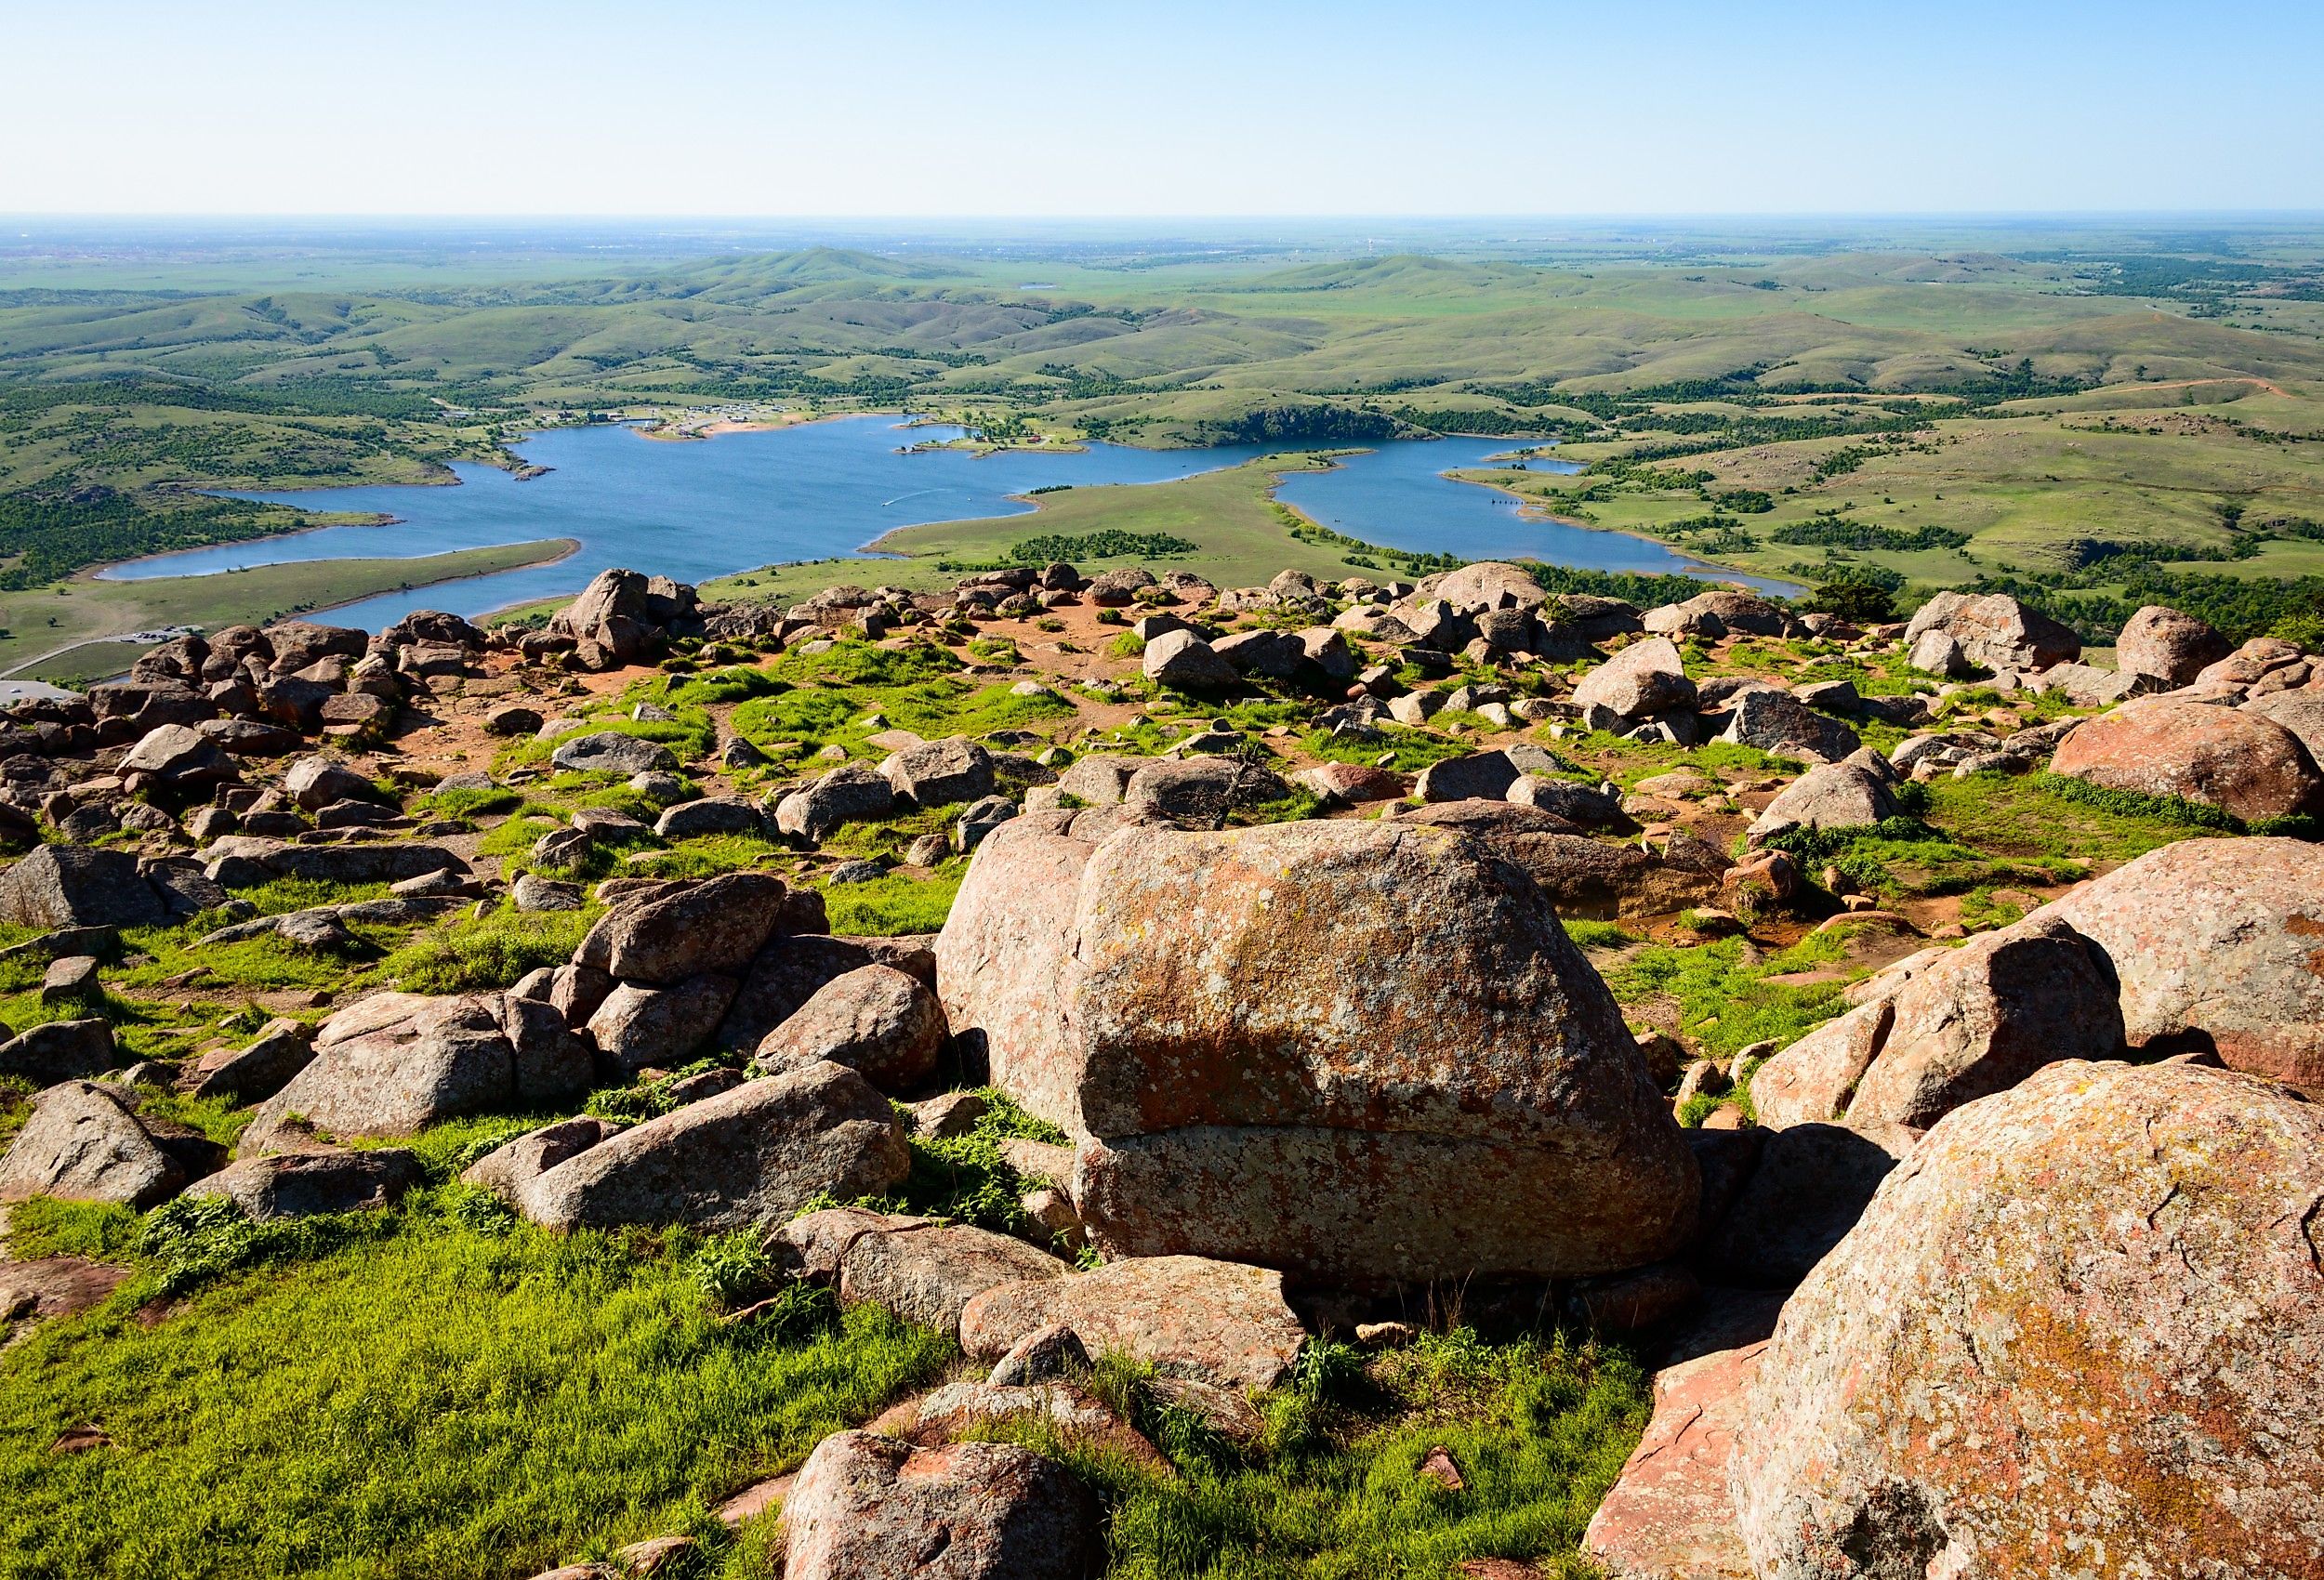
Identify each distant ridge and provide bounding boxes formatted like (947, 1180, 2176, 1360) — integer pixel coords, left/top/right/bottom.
(679, 245, 963, 290)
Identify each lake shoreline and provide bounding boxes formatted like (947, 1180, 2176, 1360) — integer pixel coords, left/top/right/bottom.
(1449, 470, 1807, 598)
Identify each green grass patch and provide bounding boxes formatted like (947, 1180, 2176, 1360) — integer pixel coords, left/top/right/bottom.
(382, 903, 604, 994)
(419, 785, 524, 821)
(819, 865, 967, 937)
(621, 833, 788, 881)
(0, 1208, 950, 1580)
(730, 639, 1074, 762)
(1099, 1330, 1649, 1580)
(1604, 937, 1851, 1059)
(1562, 919, 1640, 950)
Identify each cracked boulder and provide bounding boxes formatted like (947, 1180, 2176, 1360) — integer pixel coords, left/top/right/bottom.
(242, 992, 588, 1150)
(750, 963, 946, 1092)
(1731, 1060, 2324, 1580)
(2035, 836, 2324, 1093)
(2050, 696, 2324, 821)
(1750, 914, 2124, 1129)
(784, 1432, 1098, 1580)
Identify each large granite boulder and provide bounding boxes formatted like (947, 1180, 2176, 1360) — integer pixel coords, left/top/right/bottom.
(183, 1147, 422, 1222)
(121, 723, 236, 793)
(784, 1433, 1098, 1580)
(2244, 687, 2324, 763)
(243, 992, 588, 1148)
(2115, 603, 2230, 689)
(1427, 560, 1548, 612)
(0, 1081, 224, 1208)
(751, 963, 945, 1092)
(547, 568, 654, 663)
(0, 1019, 119, 1086)
(1746, 758, 1899, 845)
(959, 1255, 1307, 1389)
(1142, 629, 1239, 691)
(772, 761, 897, 840)
(1731, 1060, 2324, 1579)
(1751, 915, 2124, 1129)
(587, 975, 737, 1075)
(944, 816, 1697, 1283)
(714, 931, 936, 1054)
(935, 809, 1139, 1126)
(1644, 588, 1789, 640)
(516, 1062, 909, 1231)
(1573, 637, 1696, 720)
(0, 846, 170, 928)
(573, 872, 789, 985)
(837, 1221, 1068, 1339)
(1122, 757, 1289, 824)
(2036, 836, 2324, 1091)
(1389, 801, 1727, 920)
(1718, 688, 1860, 761)
(548, 731, 678, 776)
(2050, 697, 2324, 820)
(1903, 590, 2080, 673)
(880, 735, 996, 809)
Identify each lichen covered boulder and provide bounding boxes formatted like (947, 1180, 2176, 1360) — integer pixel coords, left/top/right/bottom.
(942, 816, 1697, 1283)
(2037, 836, 2324, 1092)
(2049, 696, 2324, 821)
(1731, 1060, 2324, 1579)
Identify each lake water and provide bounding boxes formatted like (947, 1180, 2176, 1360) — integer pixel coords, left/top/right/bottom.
(103, 415, 1796, 629)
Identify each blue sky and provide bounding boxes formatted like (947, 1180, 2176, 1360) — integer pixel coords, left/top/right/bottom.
(5, 0, 2320, 215)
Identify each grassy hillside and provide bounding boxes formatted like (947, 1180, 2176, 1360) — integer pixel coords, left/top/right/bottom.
(6, 221, 2324, 624)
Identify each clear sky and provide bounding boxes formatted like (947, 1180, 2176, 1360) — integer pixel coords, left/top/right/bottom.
(6, 0, 2320, 217)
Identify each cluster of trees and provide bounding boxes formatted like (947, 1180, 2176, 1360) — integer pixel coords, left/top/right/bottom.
(1771, 520, 1969, 551)
(0, 488, 299, 588)
(1208, 404, 1405, 444)
(1005, 530, 1197, 561)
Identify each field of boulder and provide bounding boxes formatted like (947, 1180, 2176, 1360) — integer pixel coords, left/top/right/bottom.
(1, 558, 2320, 1580)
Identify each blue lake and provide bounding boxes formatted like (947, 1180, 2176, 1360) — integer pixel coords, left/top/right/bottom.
(101, 415, 1796, 630)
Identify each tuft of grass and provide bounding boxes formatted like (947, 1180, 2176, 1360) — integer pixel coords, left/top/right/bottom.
(1562, 919, 1640, 950)
(829, 1088, 1069, 1239)
(420, 785, 524, 821)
